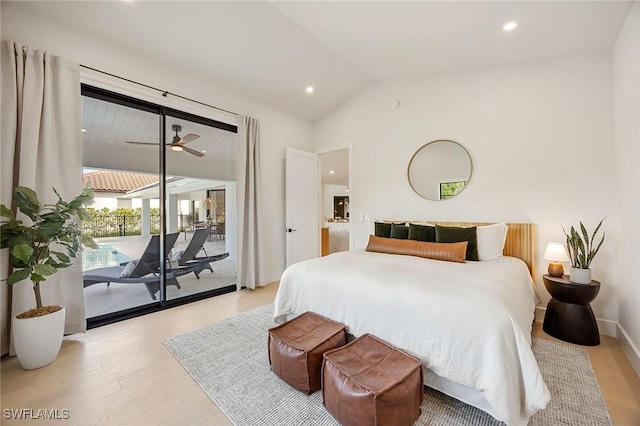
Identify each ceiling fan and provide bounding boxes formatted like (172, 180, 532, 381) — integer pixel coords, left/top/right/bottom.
(126, 124, 204, 157)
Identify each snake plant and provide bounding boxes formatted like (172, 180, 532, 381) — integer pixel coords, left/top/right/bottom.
(562, 218, 605, 269)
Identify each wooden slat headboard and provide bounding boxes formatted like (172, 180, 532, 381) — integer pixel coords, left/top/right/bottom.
(386, 221, 536, 277)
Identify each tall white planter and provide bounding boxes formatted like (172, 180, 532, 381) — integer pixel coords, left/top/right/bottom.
(12, 307, 65, 370)
(570, 267, 592, 285)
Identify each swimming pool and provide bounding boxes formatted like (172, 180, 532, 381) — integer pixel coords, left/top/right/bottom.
(83, 245, 132, 271)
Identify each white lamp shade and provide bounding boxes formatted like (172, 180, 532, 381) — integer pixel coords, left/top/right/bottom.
(543, 243, 570, 262)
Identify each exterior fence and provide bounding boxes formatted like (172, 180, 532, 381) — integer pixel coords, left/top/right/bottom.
(84, 214, 160, 238)
(84, 214, 193, 238)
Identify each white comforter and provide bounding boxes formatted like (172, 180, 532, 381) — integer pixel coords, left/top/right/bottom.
(273, 250, 551, 426)
(324, 221, 349, 253)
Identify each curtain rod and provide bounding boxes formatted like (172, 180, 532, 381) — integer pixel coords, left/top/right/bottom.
(79, 64, 238, 117)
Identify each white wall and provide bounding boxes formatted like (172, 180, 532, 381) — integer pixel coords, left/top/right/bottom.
(2, 4, 314, 284)
(314, 53, 619, 329)
(613, 1, 640, 374)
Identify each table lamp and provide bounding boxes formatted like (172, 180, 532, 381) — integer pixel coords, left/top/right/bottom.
(543, 243, 570, 277)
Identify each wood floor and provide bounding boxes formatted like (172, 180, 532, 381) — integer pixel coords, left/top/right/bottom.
(2, 282, 639, 425)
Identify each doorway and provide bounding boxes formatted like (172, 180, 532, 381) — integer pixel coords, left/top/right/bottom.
(318, 146, 352, 256)
(81, 85, 238, 327)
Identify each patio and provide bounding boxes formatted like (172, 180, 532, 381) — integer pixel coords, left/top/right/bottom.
(83, 233, 236, 318)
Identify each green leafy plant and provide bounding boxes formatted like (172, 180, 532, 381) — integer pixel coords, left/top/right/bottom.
(0, 186, 98, 313)
(562, 218, 605, 270)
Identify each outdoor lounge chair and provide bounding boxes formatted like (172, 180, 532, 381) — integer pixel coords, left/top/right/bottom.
(174, 228, 230, 279)
(82, 233, 192, 300)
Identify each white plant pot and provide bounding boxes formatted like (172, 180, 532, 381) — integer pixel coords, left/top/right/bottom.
(570, 267, 592, 285)
(12, 307, 65, 370)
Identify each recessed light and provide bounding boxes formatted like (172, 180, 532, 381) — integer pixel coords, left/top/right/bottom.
(329, 170, 335, 174)
(81, 128, 87, 132)
(503, 22, 517, 31)
(306, 86, 314, 94)
(202, 150, 207, 153)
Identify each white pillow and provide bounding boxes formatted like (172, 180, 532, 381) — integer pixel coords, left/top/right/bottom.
(119, 260, 138, 278)
(171, 250, 184, 261)
(476, 223, 508, 261)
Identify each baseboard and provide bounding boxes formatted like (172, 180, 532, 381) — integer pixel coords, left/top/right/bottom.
(534, 306, 617, 337)
(617, 324, 640, 378)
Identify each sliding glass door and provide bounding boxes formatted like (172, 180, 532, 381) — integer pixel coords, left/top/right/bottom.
(81, 92, 162, 320)
(81, 86, 237, 327)
(163, 112, 237, 301)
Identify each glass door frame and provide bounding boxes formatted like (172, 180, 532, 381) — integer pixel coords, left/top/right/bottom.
(81, 84, 238, 329)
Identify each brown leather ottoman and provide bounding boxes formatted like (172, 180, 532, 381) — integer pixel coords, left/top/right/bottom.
(322, 333, 423, 426)
(268, 311, 347, 395)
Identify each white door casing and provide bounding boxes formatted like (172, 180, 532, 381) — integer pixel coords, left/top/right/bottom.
(285, 147, 319, 267)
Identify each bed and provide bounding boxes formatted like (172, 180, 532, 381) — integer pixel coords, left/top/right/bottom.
(273, 222, 551, 426)
(324, 220, 350, 253)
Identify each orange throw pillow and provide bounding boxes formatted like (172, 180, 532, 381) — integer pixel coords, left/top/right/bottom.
(365, 235, 468, 263)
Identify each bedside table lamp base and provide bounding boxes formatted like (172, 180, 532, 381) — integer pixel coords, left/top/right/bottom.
(543, 243, 569, 278)
(547, 262, 564, 277)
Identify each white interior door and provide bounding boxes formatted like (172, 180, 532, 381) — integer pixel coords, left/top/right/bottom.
(286, 147, 319, 267)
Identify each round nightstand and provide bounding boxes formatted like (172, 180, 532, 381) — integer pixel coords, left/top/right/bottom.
(542, 274, 600, 346)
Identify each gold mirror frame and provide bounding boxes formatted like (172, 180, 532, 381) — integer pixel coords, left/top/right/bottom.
(407, 139, 473, 201)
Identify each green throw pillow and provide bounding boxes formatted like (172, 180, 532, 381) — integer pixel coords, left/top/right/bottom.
(408, 223, 436, 242)
(374, 222, 392, 238)
(435, 225, 479, 261)
(390, 223, 409, 239)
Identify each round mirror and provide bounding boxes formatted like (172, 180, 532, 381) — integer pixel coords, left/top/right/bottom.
(407, 139, 473, 201)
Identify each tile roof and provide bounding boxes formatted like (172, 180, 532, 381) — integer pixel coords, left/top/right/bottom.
(83, 170, 158, 193)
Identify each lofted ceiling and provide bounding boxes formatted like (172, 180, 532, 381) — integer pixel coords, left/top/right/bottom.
(4, 1, 634, 122)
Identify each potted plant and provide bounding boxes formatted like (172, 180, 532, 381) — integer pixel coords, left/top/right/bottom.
(0, 186, 97, 369)
(562, 218, 605, 284)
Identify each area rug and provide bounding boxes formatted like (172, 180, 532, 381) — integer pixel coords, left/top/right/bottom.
(164, 304, 612, 426)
